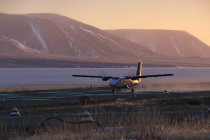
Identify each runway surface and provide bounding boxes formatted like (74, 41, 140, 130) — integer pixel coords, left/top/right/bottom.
(1, 88, 137, 106)
(0, 87, 207, 107)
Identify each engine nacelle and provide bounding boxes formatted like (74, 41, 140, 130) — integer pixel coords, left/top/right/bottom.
(102, 76, 110, 81)
(131, 75, 135, 80)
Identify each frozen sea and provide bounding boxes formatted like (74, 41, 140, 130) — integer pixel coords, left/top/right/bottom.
(0, 67, 210, 91)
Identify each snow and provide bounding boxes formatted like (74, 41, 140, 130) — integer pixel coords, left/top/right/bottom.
(76, 49, 82, 57)
(10, 39, 32, 53)
(28, 17, 48, 52)
(168, 35, 182, 56)
(80, 27, 103, 41)
(1, 35, 39, 54)
(0, 35, 4, 41)
(90, 50, 99, 58)
(69, 25, 75, 30)
(57, 24, 84, 57)
(69, 25, 79, 34)
(57, 24, 74, 51)
(70, 42, 73, 48)
(150, 40, 156, 52)
(106, 37, 121, 46)
(98, 33, 108, 40)
(57, 24, 74, 42)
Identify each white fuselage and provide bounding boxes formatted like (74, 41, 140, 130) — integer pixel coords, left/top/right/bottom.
(109, 77, 140, 88)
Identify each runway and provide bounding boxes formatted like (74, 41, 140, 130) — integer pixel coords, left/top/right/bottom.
(1, 87, 209, 108)
(0, 88, 143, 107)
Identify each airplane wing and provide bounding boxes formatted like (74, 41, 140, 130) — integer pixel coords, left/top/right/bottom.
(72, 75, 112, 81)
(73, 73, 174, 81)
(124, 74, 174, 80)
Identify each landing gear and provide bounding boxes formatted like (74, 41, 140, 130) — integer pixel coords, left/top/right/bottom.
(112, 88, 116, 94)
(131, 88, 135, 93)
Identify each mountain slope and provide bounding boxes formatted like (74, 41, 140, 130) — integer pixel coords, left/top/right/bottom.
(0, 13, 158, 61)
(106, 29, 210, 58)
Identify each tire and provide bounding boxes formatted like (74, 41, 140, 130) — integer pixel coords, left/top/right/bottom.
(131, 88, 135, 93)
(112, 89, 116, 94)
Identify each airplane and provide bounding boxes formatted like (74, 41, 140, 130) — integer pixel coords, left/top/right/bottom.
(72, 61, 174, 94)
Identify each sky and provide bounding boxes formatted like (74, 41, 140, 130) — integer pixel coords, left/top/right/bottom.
(0, 0, 209, 46)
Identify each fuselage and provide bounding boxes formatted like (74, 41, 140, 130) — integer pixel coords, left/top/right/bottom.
(109, 77, 140, 88)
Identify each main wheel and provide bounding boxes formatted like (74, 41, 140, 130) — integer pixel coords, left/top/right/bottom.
(112, 88, 116, 94)
(131, 88, 135, 93)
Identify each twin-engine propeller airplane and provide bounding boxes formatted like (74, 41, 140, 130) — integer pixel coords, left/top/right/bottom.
(72, 61, 174, 94)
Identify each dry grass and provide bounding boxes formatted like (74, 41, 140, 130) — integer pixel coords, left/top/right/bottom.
(19, 108, 210, 140)
(0, 91, 210, 139)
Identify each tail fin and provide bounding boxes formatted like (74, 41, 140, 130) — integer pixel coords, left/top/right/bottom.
(136, 61, 142, 82)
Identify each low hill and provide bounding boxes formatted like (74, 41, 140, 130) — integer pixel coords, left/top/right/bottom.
(106, 29, 210, 58)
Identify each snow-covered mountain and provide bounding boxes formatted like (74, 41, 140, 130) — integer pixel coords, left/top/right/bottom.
(0, 13, 157, 61)
(106, 29, 210, 58)
(1, 13, 210, 67)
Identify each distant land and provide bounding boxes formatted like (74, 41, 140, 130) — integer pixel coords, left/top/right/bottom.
(0, 13, 210, 67)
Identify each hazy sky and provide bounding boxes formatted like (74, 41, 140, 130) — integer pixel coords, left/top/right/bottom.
(0, 0, 209, 46)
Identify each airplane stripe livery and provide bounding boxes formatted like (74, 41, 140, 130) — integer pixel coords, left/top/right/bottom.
(72, 61, 174, 94)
